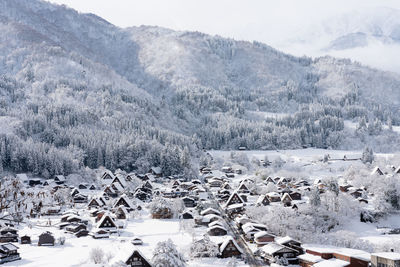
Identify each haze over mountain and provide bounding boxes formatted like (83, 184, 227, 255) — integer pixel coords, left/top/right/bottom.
(278, 7, 400, 73)
(1, 0, 400, 177)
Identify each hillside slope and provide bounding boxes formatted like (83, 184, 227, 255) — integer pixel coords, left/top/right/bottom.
(1, 0, 400, 177)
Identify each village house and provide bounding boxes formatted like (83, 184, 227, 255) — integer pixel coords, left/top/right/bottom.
(38, 232, 55, 246)
(261, 242, 299, 265)
(303, 245, 370, 267)
(0, 227, 18, 243)
(115, 206, 129, 220)
(101, 170, 115, 181)
(20, 235, 31, 245)
(149, 167, 162, 177)
(225, 192, 245, 207)
(371, 167, 384, 176)
(289, 191, 302, 200)
(0, 243, 20, 264)
(218, 236, 243, 258)
(256, 195, 270, 206)
(281, 193, 293, 206)
(371, 252, 400, 267)
(125, 249, 152, 267)
(114, 195, 135, 210)
(180, 210, 194, 219)
(91, 229, 110, 239)
(182, 196, 196, 208)
(207, 225, 227, 236)
(54, 175, 66, 184)
(276, 236, 303, 254)
(131, 238, 143, 246)
(254, 231, 275, 246)
(88, 197, 105, 208)
(267, 192, 281, 202)
(96, 213, 118, 232)
(200, 208, 221, 216)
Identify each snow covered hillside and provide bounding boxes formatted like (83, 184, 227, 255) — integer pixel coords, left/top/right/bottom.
(1, 0, 400, 177)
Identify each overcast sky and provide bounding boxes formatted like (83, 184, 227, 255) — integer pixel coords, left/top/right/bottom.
(46, 0, 400, 41)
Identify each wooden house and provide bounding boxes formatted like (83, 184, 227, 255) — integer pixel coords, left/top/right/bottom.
(261, 242, 299, 265)
(371, 167, 384, 176)
(91, 229, 110, 239)
(276, 236, 303, 254)
(89, 184, 96, 190)
(256, 195, 270, 206)
(200, 208, 221, 216)
(207, 225, 227, 236)
(131, 238, 143, 246)
(182, 197, 196, 208)
(218, 237, 243, 258)
(101, 170, 115, 180)
(0, 243, 20, 264)
(149, 167, 162, 177)
(73, 194, 88, 203)
(125, 249, 152, 267)
(115, 206, 129, 220)
(281, 193, 293, 206)
(266, 192, 281, 202)
(88, 198, 104, 208)
(78, 184, 88, 190)
(254, 231, 275, 246)
(66, 224, 87, 233)
(114, 195, 134, 210)
(75, 229, 89, 238)
(38, 232, 55, 246)
(225, 192, 245, 207)
(54, 175, 66, 184)
(96, 213, 117, 231)
(0, 227, 18, 243)
(180, 211, 194, 219)
(20, 235, 31, 245)
(289, 191, 302, 200)
(237, 182, 250, 194)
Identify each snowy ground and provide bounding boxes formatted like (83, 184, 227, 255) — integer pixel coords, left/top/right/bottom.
(5, 198, 248, 267)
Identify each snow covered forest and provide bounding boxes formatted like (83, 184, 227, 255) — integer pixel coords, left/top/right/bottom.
(2, 0, 400, 177)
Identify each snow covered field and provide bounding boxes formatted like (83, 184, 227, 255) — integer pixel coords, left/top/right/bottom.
(5, 210, 247, 267)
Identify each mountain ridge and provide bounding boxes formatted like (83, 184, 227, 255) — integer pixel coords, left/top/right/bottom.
(1, 0, 400, 178)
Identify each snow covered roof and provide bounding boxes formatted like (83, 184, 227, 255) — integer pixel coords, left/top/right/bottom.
(16, 173, 28, 181)
(261, 242, 296, 254)
(219, 236, 243, 254)
(254, 231, 275, 239)
(202, 214, 222, 223)
(266, 192, 280, 198)
(112, 182, 124, 192)
(314, 258, 349, 267)
(298, 253, 324, 263)
(200, 208, 221, 216)
(275, 236, 298, 245)
(372, 252, 400, 260)
(304, 244, 371, 261)
(208, 225, 226, 231)
(55, 175, 66, 181)
(96, 212, 117, 229)
(151, 166, 162, 175)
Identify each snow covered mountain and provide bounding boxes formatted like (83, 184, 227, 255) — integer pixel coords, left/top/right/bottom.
(1, 0, 400, 177)
(277, 7, 400, 73)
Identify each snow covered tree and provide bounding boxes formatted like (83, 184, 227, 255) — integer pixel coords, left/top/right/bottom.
(361, 147, 374, 164)
(309, 188, 321, 207)
(190, 234, 219, 258)
(89, 247, 104, 264)
(152, 239, 186, 267)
